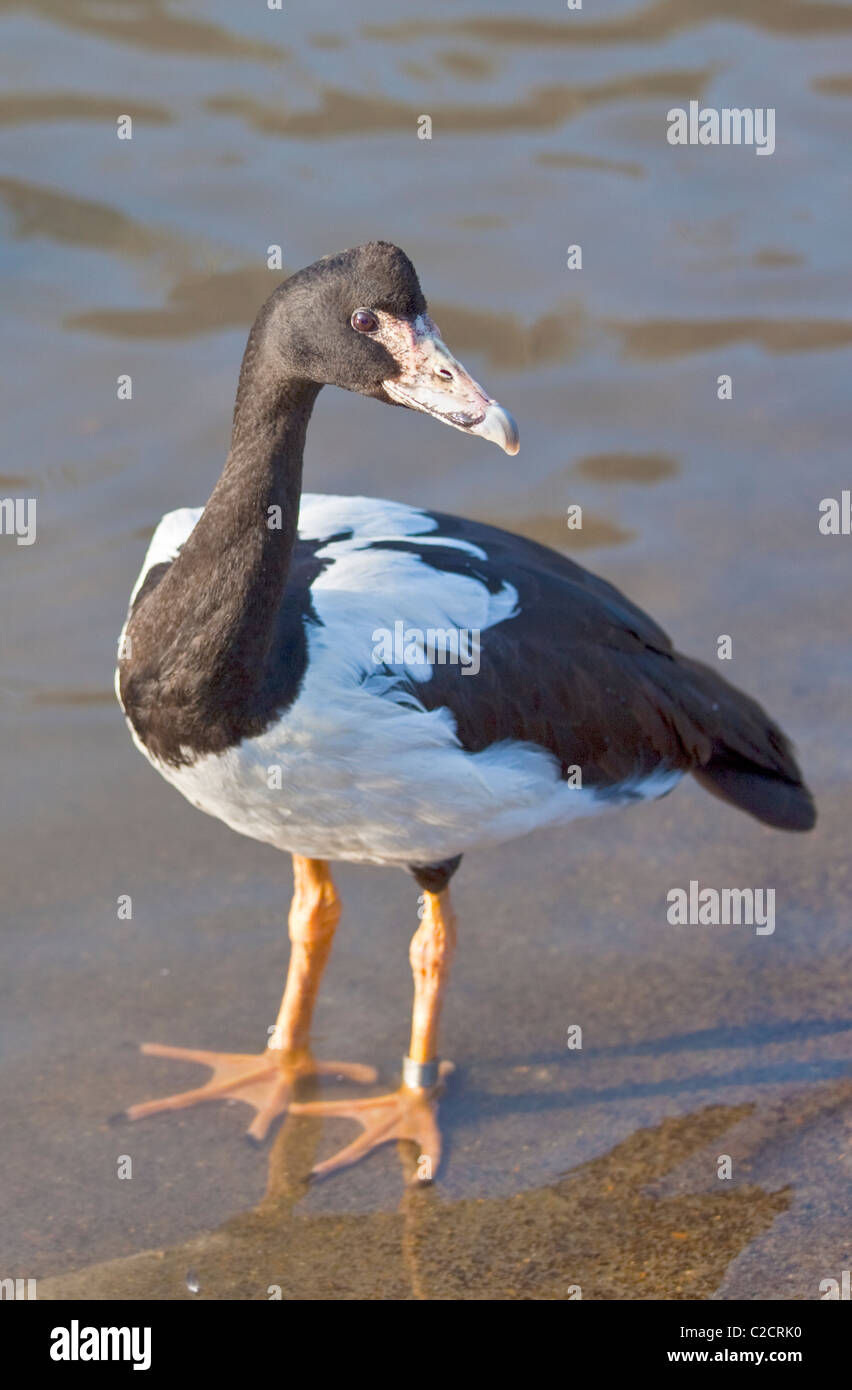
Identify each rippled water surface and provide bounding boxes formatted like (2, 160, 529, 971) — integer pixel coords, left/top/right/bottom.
(1, 1, 850, 1299)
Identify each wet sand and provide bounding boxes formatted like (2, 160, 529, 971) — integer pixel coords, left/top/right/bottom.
(1, 1, 850, 1299)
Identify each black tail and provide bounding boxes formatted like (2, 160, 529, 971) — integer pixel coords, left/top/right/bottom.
(670, 657, 816, 832)
(692, 753, 815, 831)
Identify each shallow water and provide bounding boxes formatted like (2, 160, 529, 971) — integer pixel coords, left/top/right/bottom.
(1, 0, 850, 1300)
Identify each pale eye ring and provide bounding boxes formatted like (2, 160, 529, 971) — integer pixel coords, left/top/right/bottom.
(351, 308, 379, 334)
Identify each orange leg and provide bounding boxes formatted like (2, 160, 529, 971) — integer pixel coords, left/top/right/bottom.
(291, 887, 456, 1183)
(125, 856, 376, 1142)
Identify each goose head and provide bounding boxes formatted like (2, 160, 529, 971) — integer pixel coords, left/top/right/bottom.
(266, 240, 519, 455)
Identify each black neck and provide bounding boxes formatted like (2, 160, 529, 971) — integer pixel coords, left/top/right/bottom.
(124, 326, 321, 756)
(187, 373, 319, 678)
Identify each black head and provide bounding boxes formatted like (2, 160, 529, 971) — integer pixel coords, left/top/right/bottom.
(262, 241, 519, 453)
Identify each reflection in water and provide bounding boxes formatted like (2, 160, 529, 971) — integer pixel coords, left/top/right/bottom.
(0, 95, 171, 128)
(753, 250, 805, 269)
(15, 0, 284, 61)
(455, 213, 508, 230)
(537, 151, 644, 178)
(0, 178, 163, 257)
(436, 50, 495, 80)
(30, 688, 114, 708)
(430, 302, 580, 371)
(813, 75, 852, 95)
(205, 70, 711, 139)
(614, 318, 852, 360)
(479, 511, 634, 552)
(67, 266, 284, 339)
(364, 0, 852, 47)
(575, 453, 679, 484)
(38, 1103, 789, 1301)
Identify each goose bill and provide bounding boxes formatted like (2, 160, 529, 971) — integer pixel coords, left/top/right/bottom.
(381, 314, 519, 456)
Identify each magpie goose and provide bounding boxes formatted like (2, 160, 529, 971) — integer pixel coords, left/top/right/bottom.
(117, 242, 815, 1182)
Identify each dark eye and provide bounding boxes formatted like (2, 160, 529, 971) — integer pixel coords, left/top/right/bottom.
(351, 308, 379, 334)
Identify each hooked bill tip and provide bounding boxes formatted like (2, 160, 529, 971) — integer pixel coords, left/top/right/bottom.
(474, 402, 520, 455)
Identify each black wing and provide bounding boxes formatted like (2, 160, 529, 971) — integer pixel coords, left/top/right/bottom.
(366, 511, 814, 828)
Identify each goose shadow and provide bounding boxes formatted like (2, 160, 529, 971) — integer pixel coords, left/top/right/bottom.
(454, 1017, 852, 1122)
